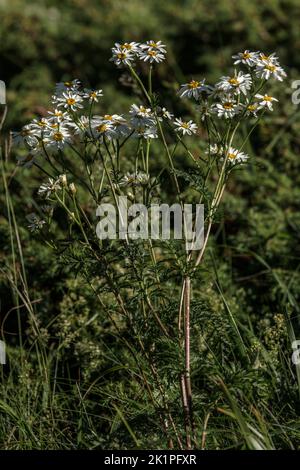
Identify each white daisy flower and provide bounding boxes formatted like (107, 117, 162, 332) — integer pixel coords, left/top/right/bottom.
(223, 147, 249, 165)
(174, 118, 198, 136)
(113, 42, 140, 53)
(212, 98, 241, 119)
(256, 52, 279, 66)
(216, 71, 252, 95)
(255, 93, 278, 111)
(255, 63, 287, 81)
(111, 47, 135, 66)
(178, 79, 213, 100)
(129, 104, 155, 126)
(26, 213, 46, 232)
(83, 89, 103, 103)
(28, 118, 51, 137)
(47, 109, 71, 123)
(140, 40, 167, 53)
(53, 91, 84, 111)
(244, 102, 260, 117)
(46, 126, 72, 150)
(138, 49, 165, 64)
(38, 177, 62, 199)
(232, 50, 258, 67)
(91, 119, 117, 140)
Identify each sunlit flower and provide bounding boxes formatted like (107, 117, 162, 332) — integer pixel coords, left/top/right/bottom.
(216, 71, 252, 95)
(232, 50, 258, 66)
(46, 125, 72, 150)
(113, 42, 140, 53)
(140, 40, 167, 53)
(255, 62, 286, 81)
(178, 79, 213, 100)
(212, 97, 241, 118)
(91, 118, 117, 140)
(223, 147, 249, 165)
(48, 109, 71, 123)
(138, 49, 165, 64)
(174, 118, 198, 135)
(255, 93, 278, 111)
(129, 104, 155, 126)
(244, 102, 259, 117)
(53, 91, 84, 111)
(257, 52, 279, 65)
(111, 47, 135, 66)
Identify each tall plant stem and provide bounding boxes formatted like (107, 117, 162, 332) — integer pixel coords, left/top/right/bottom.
(183, 276, 193, 448)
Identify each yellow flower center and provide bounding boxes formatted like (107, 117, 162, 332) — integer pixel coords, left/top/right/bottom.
(67, 98, 76, 105)
(247, 104, 257, 111)
(228, 152, 236, 160)
(122, 43, 132, 50)
(242, 52, 251, 59)
(229, 78, 239, 86)
(149, 41, 158, 48)
(260, 54, 269, 61)
(90, 92, 97, 99)
(38, 121, 46, 127)
(97, 124, 107, 133)
(148, 50, 157, 57)
(181, 123, 190, 129)
(265, 64, 276, 72)
(223, 102, 233, 109)
(64, 81, 72, 87)
(55, 111, 63, 117)
(104, 114, 113, 120)
(53, 132, 63, 141)
(51, 123, 59, 128)
(117, 52, 127, 59)
(188, 80, 200, 89)
(263, 95, 272, 101)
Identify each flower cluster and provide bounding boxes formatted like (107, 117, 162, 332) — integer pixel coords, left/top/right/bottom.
(178, 49, 286, 121)
(13, 44, 286, 177)
(111, 40, 167, 66)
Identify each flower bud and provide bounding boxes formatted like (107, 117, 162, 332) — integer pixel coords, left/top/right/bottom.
(69, 182, 77, 195)
(59, 174, 68, 187)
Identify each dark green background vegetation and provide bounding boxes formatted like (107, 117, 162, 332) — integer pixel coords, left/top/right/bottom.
(1, 0, 300, 449)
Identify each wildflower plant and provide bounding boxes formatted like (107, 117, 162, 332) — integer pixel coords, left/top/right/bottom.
(14, 42, 286, 449)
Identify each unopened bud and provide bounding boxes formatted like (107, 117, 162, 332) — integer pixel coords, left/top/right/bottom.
(69, 182, 77, 194)
(59, 174, 67, 187)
